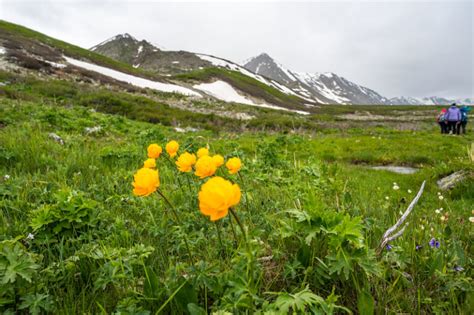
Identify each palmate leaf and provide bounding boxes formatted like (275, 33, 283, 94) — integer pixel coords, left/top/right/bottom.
(0, 243, 39, 284)
(326, 248, 353, 280)
(327, 215, 364, 249)
(19, 293, 53, 315)
(272, 286, 326, 314)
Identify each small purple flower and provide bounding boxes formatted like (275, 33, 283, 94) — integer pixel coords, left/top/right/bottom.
(415, 245, 423, 251)
(386, 244, 393, 251)
(429, 238, 440, 249)
(453, 265, 464, 272)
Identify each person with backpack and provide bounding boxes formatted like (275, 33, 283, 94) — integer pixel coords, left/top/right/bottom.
(436, 108, 448, 134)
(460, 105, 471, 134)
(445, 103, 461, 135)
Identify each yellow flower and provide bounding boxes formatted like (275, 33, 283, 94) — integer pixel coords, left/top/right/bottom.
(147, 144, 162, 158)
(132, 168, 159, 196)
(197, 147, 209, 158)
(226, 157, 242, 174)
(166, 140, 179, 158)
(194, 155, 217, 179)
(212, 154, 224, 168)
(176, 152, 196, 172)
(198, 176, 241, 221)
(143, 158, 156, 168)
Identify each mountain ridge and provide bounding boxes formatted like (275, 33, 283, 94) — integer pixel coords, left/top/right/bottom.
(243, 53, 389, 105)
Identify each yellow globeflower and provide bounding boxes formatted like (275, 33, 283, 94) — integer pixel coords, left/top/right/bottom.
(147, 144, 162, 158)
(176, 152, 196, 172)
(198, 176, 241, 221)
(143, 158, 156, 168)
(166, 140, 179, 158)
(226, 157, 242, 174)
(212, 154, 224, 168)
(132, 168, 159, 196)
(197, 147, 209, 158)
(194, 155, 217, 179)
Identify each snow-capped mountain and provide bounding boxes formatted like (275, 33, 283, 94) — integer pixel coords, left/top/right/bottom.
(91, 35, 471, 106)
(243, 53, 388, 105)
(91, 34, 211, 74)
(389, 96, 473, 105)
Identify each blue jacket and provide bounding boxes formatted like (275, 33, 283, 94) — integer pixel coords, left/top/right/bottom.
(460, 106, 470, 122)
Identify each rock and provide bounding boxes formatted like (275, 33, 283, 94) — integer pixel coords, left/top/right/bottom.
(48, 132, 64, 145)
(437, 171, 467, 190)
(84, 126, 102, 135)
(174, 126, 199, 133)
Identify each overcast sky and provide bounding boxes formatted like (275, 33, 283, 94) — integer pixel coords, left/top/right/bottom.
(1, 0, 472, 98)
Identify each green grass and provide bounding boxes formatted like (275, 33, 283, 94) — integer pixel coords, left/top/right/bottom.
(1, 97, 473, 314)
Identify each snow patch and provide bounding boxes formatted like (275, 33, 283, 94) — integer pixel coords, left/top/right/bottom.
(45, 60, 66, 68)
(0, 46, 5, 55)
(193, 80, 256, 105)
(137, 45, 143, 56)
(64, 56, 201, 97)
(193, 80, 309, 115)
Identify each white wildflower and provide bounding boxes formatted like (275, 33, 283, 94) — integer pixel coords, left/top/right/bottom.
(393, 185, 400, 190)
(438, 195, 444, 200)
(435, 209, 441, 214)
(26, 233, 34, 240)
(469, 217, 474, 223)
(385, 196, 389, 200)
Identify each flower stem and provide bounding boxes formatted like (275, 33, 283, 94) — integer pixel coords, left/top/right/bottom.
(238, 172, 254, 227)
(156, 189, 195, 266)
(214, 221, 225, 258)
(229, 207, 254, 305)
(228, 214, 238, 246)
(229, 208, 248, 250)
(164, 155, 185, 192)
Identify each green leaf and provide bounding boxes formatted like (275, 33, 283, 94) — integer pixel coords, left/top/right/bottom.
(0, 243, 39, 284)
(143, 267, 160, 298)
(187, 303, 206, 315)
(357, 290, 375, 315)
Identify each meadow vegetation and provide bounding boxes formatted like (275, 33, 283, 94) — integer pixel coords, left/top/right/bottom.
(0, 93, 473, 314)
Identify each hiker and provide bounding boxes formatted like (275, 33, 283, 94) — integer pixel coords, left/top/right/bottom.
(460, 105, 471, 134)
(445, 103, 461, 135)
(436, 108, 448, 134)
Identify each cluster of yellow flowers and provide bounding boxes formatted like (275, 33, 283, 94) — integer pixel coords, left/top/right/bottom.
(132, 141, 242, 221)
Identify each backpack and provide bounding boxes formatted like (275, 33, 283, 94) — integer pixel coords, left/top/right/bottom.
(437, 113, 446, 122)
(461, 111, 468, 122)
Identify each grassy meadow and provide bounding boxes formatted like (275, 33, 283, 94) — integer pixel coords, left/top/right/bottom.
(1, 90, 473, 314)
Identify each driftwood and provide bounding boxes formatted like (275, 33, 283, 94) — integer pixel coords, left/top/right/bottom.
(377, 180, 426, 254)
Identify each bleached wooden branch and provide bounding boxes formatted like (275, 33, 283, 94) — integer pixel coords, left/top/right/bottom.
(378, 180, 426, 254)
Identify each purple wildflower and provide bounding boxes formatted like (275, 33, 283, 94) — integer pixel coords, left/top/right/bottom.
(453, 265, 464, 272)
(386, 244, 393, 251)
(415, 245, 423, 251)
(429, 238, 440, 249)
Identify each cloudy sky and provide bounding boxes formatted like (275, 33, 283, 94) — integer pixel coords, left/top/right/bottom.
(1, 0, 472, 98)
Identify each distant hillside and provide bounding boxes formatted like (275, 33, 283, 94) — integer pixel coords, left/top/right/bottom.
(91, 33, 211, 74)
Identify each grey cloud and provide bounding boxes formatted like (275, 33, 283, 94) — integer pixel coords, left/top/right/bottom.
(0, 0, 472, 98)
